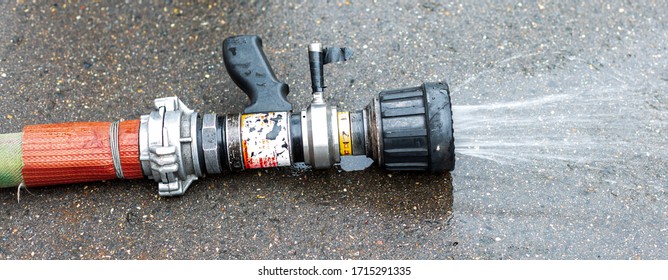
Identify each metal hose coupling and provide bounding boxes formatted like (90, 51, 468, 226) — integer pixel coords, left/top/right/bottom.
(139, 97, 200, 196)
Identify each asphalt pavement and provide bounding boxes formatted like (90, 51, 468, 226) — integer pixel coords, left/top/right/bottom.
(0, 1, 666, 259)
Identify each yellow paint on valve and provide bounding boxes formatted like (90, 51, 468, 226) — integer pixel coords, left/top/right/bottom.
(337, 112, 352, 155)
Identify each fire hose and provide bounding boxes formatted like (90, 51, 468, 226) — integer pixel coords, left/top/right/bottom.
(0, 35, 455, 196)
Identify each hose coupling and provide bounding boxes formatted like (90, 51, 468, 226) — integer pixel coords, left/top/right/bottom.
(139, 96, 202, 196)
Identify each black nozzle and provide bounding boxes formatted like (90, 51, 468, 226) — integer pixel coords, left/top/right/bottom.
(374, 82, 455, 172)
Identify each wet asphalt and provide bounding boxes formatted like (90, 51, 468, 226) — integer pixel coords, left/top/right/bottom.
(0, 1, 666, 259)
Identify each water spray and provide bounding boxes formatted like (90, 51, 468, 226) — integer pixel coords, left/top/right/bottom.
(0, 35, 455, 196)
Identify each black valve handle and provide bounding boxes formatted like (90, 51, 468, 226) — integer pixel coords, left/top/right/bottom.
(223, 35, 291, 114)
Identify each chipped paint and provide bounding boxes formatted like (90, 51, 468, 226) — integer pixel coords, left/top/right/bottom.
(241, 112, 291, 169)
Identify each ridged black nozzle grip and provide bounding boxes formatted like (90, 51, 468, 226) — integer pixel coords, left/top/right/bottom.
(223, 35, 291, 114)
(378, 82, 455, 172)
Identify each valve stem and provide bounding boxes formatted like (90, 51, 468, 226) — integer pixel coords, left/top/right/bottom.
(308, 42, 324, 94)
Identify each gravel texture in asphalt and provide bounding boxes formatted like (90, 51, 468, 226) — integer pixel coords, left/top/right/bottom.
(0, 1, 666, 259)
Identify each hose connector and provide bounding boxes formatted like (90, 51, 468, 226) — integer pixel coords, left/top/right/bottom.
(139, 96, 202, 196)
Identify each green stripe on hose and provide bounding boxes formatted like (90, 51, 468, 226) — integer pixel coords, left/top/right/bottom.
(0, 132, 23, 188)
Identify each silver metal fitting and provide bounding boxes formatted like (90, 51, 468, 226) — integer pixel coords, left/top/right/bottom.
(225, 114, 244, 172)
(301, 92, 340, 169)
(139, 96, 201, 196)
(201, 113, 222, 174)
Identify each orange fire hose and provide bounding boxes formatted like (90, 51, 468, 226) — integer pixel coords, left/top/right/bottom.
(21, 120, 143, 187)
(117, 120, 144, 179)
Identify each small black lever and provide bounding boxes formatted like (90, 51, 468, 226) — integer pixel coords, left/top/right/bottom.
(223, 35, 291, 114)
(308, 43, 352, 93)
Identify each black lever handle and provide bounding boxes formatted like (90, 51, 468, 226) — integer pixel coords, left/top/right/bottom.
(223, 35, 291, 114)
